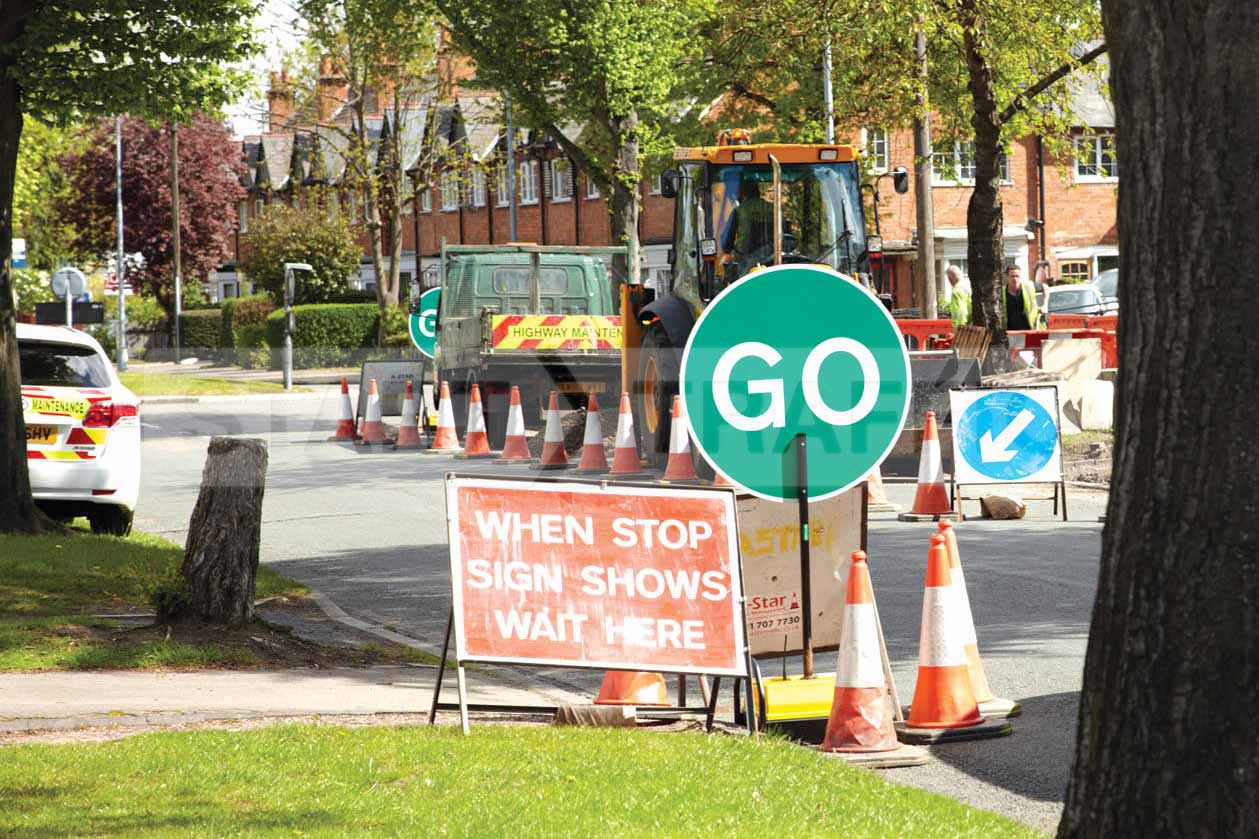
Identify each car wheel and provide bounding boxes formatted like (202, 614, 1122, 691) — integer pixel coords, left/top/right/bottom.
(636, 324, 680, 470)
(89, 507, 134, 537)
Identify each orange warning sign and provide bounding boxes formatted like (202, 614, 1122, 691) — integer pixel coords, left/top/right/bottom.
(446, 477, 748, 676)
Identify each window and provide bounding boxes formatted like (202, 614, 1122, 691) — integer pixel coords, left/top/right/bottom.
(551, 159, 572, 201)
(238, 201, 248, 233)
(649, 172, 663, 195)
(254, 198, 265, 219)
(932, 141, 1009, 184)
(1075, 133, 1118, 181)
(18, 341, 112, 388)
(327, 192, 340, 220)
(440, 170, 459, 211)
(420, 188, 431, 213)
(491, 266, 569, 294)
(496, 165, 511, 206)
(518, 161, 538, 204)
(1059, 261, 1090, 282)
(468, 168, 486, 207)
(585, 176, 600, 199)
(865, 128, 889, 172)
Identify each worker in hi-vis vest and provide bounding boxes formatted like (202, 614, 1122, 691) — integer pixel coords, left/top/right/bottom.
(945, 264, 971, 329)
(1000, 264, 1043, 330)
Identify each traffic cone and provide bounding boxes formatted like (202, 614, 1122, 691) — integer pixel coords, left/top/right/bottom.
(394, 381, 423, 449)
(531, 391, 570, 470)
(895, 534, 1011, 744)
(937, 521, 1021, 718)
(455, 384, 496, 458)
(820, 551, 899, 754)
(357, 378, 385, 445)
(865, 464, 898, 512)
(329, 376, 356, 441)
(897, 411, 955, 521)
(661, 395, 698, 482)
(595, 670, 669, 707)
(576, 394, 609, 473)
(608, 392, 648, 478)
(496, 386, 536, 463)
(423, 381, 460, 453)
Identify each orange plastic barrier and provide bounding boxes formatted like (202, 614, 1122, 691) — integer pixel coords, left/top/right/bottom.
(1047, 314, 1089, 330)
(895, 318, 954, 350)
(1088, 315, 1118, 332)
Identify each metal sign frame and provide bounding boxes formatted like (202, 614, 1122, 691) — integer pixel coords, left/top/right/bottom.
(354, 359, 432, 425)
(948, 385, 1068, 521)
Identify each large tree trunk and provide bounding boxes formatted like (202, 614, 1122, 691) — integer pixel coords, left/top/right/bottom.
(181, 437, 268, 626)
(608, 109, 641, 285)
(1058, 2, 1259, 835)
(0, 53, 48, 534)
(959, 0, 1007, 368)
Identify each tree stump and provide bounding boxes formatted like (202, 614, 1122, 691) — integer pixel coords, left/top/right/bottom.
(181, 437, 268, 626)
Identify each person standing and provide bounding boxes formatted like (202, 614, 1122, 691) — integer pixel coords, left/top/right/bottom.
(944, 264, 971, 329)
(1000, 264, 1042, 331)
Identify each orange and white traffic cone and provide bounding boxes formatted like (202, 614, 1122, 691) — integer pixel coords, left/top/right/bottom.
(455, 384, 495, 458)
(608, 392, 647, 478)
(820, 550, 899, 754)
(531, 391, 570, 470)
(496, 386, 536, 462)
(937, 520, 1020, 718)
(576, 394, 609, 473)
(357, 378, 386, 445)
(661, 395, 698, 482)
(394, 381, 423, 449)
(424, 380, 460, 453)
(330, 376, 356, 441)
(895, 534, 1011, 744)
(865, 464, 899, 512)
(595, 671, 669, 707)
(898, 411, 955, 521)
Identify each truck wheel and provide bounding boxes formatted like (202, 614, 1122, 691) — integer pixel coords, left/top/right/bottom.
(636, 325, 680, 469)
(483, 383, 509, 450)
(89, 506, 133, 537)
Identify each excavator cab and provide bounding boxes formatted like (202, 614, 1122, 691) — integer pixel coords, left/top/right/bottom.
(627, 131, 877, 466)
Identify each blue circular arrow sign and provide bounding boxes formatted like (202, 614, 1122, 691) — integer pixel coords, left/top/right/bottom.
(955, 391, 1058, 481)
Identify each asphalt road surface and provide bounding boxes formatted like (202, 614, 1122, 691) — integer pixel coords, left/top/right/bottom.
(138, 391, 1108, 834)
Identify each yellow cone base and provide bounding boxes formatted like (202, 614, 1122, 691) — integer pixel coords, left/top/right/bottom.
(894, 717, 1011, 744)
(897, 510, 959, 522)
(820, 743, 931, 769)
(453, 451, 500, 460)
(978, 697, 1022, 719)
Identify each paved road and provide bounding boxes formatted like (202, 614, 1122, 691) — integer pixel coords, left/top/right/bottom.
(137, 393, 1107, 834)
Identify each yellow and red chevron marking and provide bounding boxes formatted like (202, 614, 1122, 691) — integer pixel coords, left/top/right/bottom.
(28, 450, 96, 460)
(490, 315, 622, 350)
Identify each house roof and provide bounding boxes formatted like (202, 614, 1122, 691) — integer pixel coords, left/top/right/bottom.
(258, 134, 294, 191)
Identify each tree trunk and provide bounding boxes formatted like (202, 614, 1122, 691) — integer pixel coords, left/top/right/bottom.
(181, 437, 268, 626)
(0, 52, 49, 535)
(1058, 2, 1259, 835)
(608, 109, 641, 285)
(959, 0, 1008, 368)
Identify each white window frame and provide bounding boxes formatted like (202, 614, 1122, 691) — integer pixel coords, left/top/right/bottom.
(865, 127, 889, 173)
(931, 141, 1010, 186)
(254, 197, 265, 219)
(238, 200, 249, 233)
(550, 159, 572, 202)
(496, 165, 511, 207)
(585, 176, 600, 199)
(468, 168, 486, 208)
(1059, 260, 1091, 282)
(1074, 132, 1119, 183)
(518, 160, 539, 205)
(649, 172, 663, 195)
(420, 187, 431, 213)
(440, 170, 459, 211)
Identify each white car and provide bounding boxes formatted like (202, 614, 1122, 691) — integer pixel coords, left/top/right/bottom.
(1044, 283, 1106, 318)
(17, 324, 141, 535)
(1091, 268, 1119, 314)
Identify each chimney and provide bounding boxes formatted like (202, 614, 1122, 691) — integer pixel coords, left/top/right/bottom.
(318, 56, 348, 123)
(267, 70, 293, 131)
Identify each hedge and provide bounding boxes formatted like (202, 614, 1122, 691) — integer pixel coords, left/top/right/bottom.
(265, 303, 380, 368)
(221, 294, 276, 347)
(179, 309, 225, 351)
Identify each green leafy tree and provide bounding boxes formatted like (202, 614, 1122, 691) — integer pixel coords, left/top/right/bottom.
(13, 117, 81, 270)
(437, 0, 716, 279)
(238, 199, 363, 305)
(0, 0, 256, 533)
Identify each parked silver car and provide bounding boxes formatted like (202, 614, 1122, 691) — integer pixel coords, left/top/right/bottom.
(1091, 268, 1119, 314)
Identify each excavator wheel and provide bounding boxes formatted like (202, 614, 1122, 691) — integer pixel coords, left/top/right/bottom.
(636, 324, 680, 470)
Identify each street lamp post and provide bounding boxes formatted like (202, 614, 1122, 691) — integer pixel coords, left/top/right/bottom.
(115, 115, 129, 371)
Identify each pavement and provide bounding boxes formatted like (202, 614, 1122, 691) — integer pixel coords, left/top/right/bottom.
(2, 391, 1109, 834)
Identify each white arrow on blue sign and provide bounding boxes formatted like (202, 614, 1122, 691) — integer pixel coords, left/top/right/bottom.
(948, 388, 1063, 484)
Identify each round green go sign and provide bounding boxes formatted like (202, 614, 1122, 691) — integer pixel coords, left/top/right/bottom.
(681, 266, 911, 501)
(408, 287, 441, 359)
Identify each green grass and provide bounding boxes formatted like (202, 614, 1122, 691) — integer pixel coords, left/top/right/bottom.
(1063, 430, 1113, 449)
(0, 725, 1044, 839)
(119, 372, 306, 396)
(0, 531, 307, 671)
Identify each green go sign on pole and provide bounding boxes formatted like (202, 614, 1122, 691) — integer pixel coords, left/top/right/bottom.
(681, 266, 912, 501)
(409, 287, 442, 359)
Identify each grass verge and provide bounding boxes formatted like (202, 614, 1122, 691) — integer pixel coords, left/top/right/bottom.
(0, 531, 307, 671)
(0, 725, 1045, 839)
(119, 372, 305, 396)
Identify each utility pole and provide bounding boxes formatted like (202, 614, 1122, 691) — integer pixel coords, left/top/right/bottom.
(170, 123, 183, 361)
(506, 93, 518, 241)
(913, 29, 937, 319)
(822, 37, 835, 143)
(115, 115, 129, 371)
